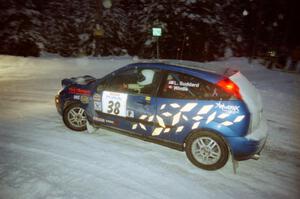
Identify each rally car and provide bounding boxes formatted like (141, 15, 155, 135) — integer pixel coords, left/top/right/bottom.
(55, 62, 268, 170)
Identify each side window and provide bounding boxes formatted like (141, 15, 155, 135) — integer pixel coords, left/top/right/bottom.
(106, 68, 161, 96)
(96, 78, 108, 93)
(159, 72, 231, 100)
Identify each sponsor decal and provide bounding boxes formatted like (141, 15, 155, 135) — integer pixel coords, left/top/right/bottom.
(168, 80, 199, 88)
(168, 80, 177, 85)
(73, 95, 80, 100)
(106, 119, 114, 124)
(179, 81, 199, 88)
(94, 101, 102, 111)
(127, 110, 134, 118)
(173, 86, 188, 91)
(93, 93, 101, 101)
(93, 116, 105, 123)
(93, 117, 115, 125)
(168, 80, 199, 91)
(215, 102, 240, 114)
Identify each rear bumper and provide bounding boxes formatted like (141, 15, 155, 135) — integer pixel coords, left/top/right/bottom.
(227, 117, 268, 160)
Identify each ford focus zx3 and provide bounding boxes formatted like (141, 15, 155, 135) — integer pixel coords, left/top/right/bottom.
(55, 62, 268, 171)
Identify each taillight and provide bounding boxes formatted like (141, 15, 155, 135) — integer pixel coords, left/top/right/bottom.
(217, 78, 242, 99)
(68, 87, 91, 95)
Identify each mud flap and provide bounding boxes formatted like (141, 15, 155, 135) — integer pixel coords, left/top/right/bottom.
(231, 151, 239, 174)
(86, 120, 97, 133)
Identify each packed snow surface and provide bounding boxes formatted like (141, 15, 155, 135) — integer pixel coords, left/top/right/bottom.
(0, 55, 299, 199)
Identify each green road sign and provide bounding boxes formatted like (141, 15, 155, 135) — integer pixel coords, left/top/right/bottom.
(152, 27, 162, 37)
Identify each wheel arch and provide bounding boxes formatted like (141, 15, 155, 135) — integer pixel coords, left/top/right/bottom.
(63, 99, 83, 112)
(184, 128, 232, 153)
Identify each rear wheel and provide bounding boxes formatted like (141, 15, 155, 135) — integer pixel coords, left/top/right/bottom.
(185, 131, 229, 170)
(63, 103, 87, 131)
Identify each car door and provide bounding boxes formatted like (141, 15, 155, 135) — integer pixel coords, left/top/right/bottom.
(91, 67, 162, 137)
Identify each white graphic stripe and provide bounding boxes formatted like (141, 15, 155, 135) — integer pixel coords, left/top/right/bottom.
(156, 115, 166, 128)
(198, 105, 214, 115)
(234, 115, 245, 123)
(139, 123, 147, 131)
(222, 121, 234, 126)
(172, 112, 181, 126)
(164, 128, 170, 133)
(192, 115, 203, 121)
(176, 126, 184, 133)
(162, 112, 172, 117)
(148, 115, 154, 122)
(192, 122, 200, 130)
(132, 124, 137, 130)
(170, 103, 180, 108)
(180, 103, 197, 112)
(206, 112, 216, 124)
(152, 128, 163, 136)
(218, 113, 230, 119)
(139, 115, 147, 120)
(182, 114, 188, 121)
(160, 104, 166, 110)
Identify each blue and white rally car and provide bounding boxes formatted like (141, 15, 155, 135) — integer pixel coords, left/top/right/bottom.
(55, 62, 268, 170)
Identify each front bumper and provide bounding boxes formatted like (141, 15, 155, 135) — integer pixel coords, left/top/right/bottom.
(227, 117, 268, 160)
(55, 95, 63, 115)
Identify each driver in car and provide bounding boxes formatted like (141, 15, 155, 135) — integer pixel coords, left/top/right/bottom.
(123, 69, 155, 94)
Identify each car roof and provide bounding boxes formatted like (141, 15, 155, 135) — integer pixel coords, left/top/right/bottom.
(125, 62, 225, 83)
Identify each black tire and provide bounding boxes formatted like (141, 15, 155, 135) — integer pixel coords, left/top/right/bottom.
(63, 103, 87, 131)
(185, 131, 229, 170)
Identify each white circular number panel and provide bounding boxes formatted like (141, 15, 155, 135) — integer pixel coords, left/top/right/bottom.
(102, 91, 128, 117)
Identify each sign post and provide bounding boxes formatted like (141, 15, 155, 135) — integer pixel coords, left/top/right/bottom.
(152, 27, 162, 59)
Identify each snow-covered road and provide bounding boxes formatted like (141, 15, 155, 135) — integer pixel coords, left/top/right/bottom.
(0, 55, 299, 199)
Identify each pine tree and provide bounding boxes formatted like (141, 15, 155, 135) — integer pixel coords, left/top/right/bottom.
(0, 0, 44, 56)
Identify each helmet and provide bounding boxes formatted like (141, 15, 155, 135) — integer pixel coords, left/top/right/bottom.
(137, 69, 155, 86)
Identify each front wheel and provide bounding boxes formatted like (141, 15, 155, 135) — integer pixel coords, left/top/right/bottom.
(185, 131, 229, 170)
(63, 103, 87, 131)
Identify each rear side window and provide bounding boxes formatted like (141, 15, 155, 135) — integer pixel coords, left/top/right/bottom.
(159, 72, 231, 100)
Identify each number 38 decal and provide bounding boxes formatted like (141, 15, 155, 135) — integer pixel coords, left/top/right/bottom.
(102, 91, 128, 117)
(107, 101, 120, 115)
